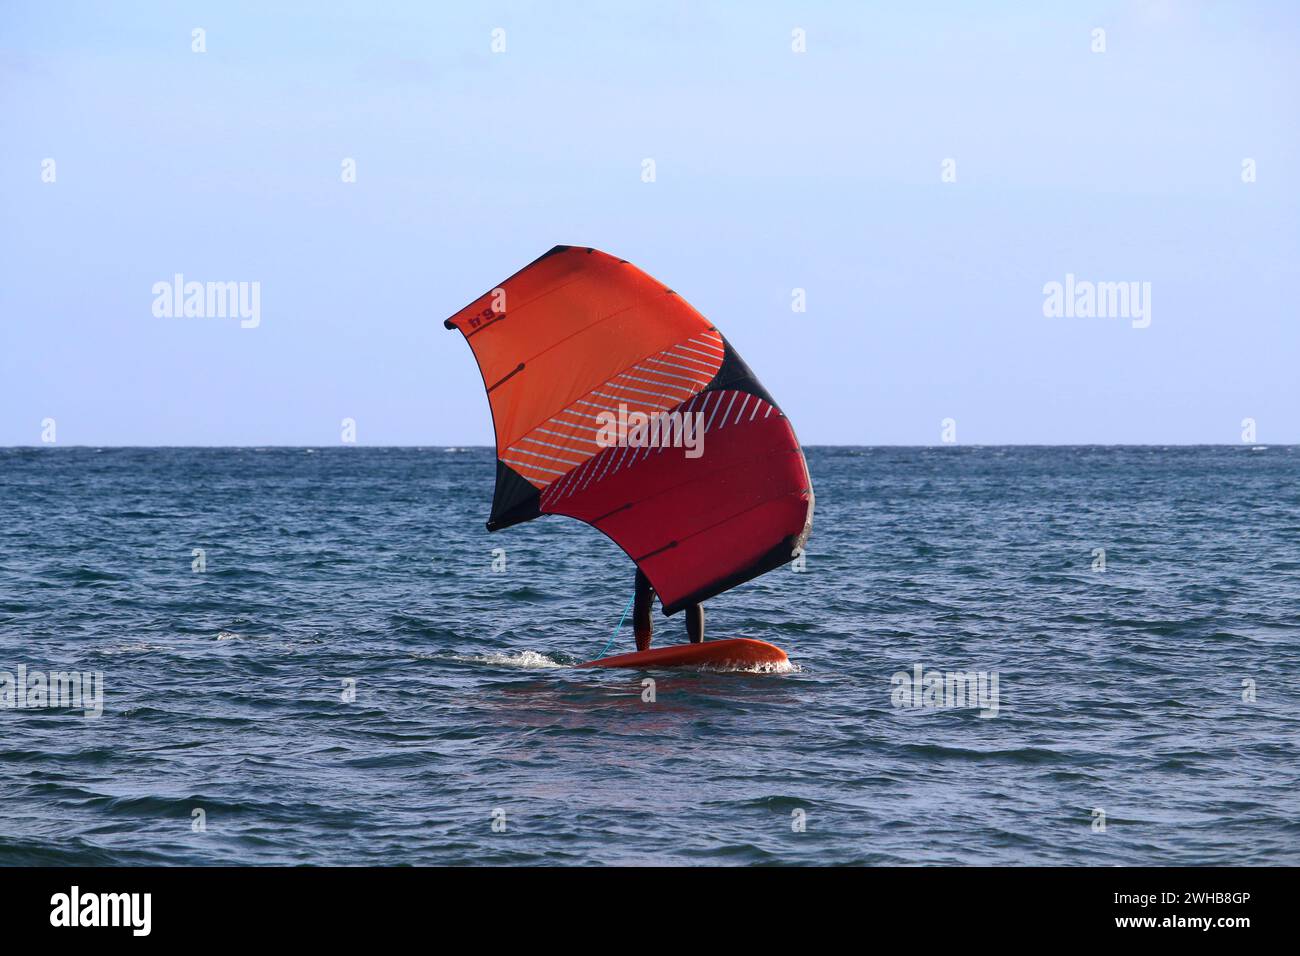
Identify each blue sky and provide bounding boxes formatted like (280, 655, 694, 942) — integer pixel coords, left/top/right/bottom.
(2, 1, 1296, 445)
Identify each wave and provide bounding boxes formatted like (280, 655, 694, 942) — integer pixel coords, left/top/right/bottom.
(453, 650, 567, 669)
(696, 659, 801, 675)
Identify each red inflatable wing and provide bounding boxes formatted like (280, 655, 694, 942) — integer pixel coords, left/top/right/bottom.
(443, 246, 813, 614)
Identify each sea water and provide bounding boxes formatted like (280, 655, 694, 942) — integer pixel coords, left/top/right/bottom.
(1, 446, 1297, 865)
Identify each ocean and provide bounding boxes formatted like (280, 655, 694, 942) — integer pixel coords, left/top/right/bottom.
(1, 445, 1297, 865)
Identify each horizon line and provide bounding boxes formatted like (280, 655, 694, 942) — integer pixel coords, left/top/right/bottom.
(3, 443, 1294, 450)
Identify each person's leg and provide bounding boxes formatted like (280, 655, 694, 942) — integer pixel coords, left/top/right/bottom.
(633, 568, 654, 652)
(685, 603, 705, 644)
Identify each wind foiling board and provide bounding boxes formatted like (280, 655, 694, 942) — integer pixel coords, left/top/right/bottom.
(576, 638, 788, 670)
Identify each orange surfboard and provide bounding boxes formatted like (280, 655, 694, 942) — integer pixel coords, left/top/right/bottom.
(577, 638, 788, 670)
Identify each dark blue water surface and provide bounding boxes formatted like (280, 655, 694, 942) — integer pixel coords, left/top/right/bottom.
(1, 446, 1297, 865)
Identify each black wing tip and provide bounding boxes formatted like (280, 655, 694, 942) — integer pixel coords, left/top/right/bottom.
(661, 535, 803, 615)
(488, 460, 542, 531)
(701, 337, 779, 412)
(543, 244, 613, 259)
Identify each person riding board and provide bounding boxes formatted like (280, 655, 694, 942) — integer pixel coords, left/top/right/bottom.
(633, 568, 704, 651)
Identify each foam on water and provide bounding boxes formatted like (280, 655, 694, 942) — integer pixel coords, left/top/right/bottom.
(459, 650, 567, 669)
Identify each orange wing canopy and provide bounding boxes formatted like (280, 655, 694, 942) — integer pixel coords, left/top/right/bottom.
(444, 246, 813, 613)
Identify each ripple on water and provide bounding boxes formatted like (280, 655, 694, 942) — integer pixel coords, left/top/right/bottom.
(1, 446, 1297, 865)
